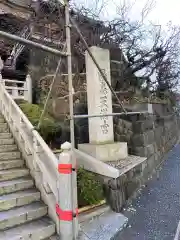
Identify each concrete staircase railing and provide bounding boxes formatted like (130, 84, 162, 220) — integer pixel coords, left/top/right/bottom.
(0, 80, 60, 233)
(1, 75, 32, 103)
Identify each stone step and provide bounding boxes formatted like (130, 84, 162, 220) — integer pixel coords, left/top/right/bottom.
(0, 123, 8, 133)
(0, 216, 55, 239)
(0, 133, 12, 139)
(0, 189, 40, 211)
(0, 138, 14, 145)
(0, 151, 21, 160)
(0, 144, 17, 153)
(0, 159, 24, 170)
(0, 118, 5, 124)
(0, 177, 34, 195)
(0, 169, 29, 181)
(0, 202, 48, 230)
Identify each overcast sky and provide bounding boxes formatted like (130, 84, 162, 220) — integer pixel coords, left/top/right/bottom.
(77, 0, 180, 27)
(131, 0, 180, 25)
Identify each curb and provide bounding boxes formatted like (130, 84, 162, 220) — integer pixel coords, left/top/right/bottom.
(78, 204, 128, 240)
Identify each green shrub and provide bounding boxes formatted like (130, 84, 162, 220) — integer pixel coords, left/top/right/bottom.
(19, 102, 104, 207)
(77, 167, 104, 207)
(18, 103, 61, 142)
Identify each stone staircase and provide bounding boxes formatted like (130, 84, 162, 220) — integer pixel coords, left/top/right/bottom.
(0, 116, 57, 239)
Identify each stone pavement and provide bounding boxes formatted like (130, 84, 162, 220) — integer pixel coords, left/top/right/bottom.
(114, 144, 180, 240)
(78, 205, 128, 240)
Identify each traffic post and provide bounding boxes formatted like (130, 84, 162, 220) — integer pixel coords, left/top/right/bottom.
(57, 141, 74, 240)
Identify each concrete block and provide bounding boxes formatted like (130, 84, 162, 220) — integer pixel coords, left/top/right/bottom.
(132, 130, 154, 147)
(147, 155, 156, 174)
(0, 217, 55, 239)
(115, 133, 128, 143)
(27, 203, 47, 221)
(146, 130, 155, 145)
(146, 144, 155, 157)
(116, 125, 124, 135)
(153, 143, 158, 153)
(0, 202, 47, 230)
(114, 133, 120, 141)
(78, 142, 128, 162)
(0, 159, 24, 170)
(123, 120, 132, 130)
(155, 127, 163, 138)
(154, 151, 161, 164)
(137, 113, 149, 121)
(134, 164, 143, 176)
(117, 119, 124, 127)
(126, 169, 134, 179)
(133, 144, 154, 158)
(1, 190, 36, 211)
(0, 212, 26, 230)
(132, 133, 146, 147)
(103, 186, 126, 213)
(0, 168, 29, 181)
(133, 120, 154, 133)
(79, 207, 128, 240)
(114, 125, 118, 134)
(141, 161, 148, 172)
(155, 136, 162, 150)
(0, 138, 14, 145)
(0, 133, 12, 139)
(141, 161, 149, 181)
(113, 117, 118, 125)
(0, 151, 21, 161)
(0, 177, 34, 196)
(126, 179, 140, 199)
(0, 144, 17, 152)
(0, 118, 4, 124)
(123, 127, 128, 135)
(161, 136, 166, 146)
(126, 132, 132, 143)
(0, 123, 8, 133)
(16, 190, 40, 208)
(133, 146, 147, 157)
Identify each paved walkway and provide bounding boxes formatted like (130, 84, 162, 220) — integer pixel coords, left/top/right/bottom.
(114, 144, 180, 240)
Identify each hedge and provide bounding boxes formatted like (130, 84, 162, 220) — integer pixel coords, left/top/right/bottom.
(18, 102, 61, 143)
(77, 167, 104, 207)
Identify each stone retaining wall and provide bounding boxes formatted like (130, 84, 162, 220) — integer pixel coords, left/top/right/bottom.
(111, 111, 180, 211)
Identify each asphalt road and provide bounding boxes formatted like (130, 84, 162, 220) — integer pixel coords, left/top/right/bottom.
(114, 144, 180, 240)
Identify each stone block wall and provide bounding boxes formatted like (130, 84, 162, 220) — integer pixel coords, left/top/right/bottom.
(131, 114, 179, 158)
(114, 117, 134, 154)
(113, 111, 180, 207)
(114, 112, 179, 160)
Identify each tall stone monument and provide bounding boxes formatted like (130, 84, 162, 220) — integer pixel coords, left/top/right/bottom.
(78, 46, 128, 162)
(86, 47, 114, 143)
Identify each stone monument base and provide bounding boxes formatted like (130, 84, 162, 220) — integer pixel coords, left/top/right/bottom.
(78, 142, 128, 162)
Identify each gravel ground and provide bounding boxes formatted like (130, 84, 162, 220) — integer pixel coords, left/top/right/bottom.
(114, 144, 180, 240)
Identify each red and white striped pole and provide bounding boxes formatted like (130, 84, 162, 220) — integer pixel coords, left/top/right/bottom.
(57, 141, 74, 240)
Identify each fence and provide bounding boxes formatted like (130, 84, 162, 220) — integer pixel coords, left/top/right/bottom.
(0, 73, 32, 103)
